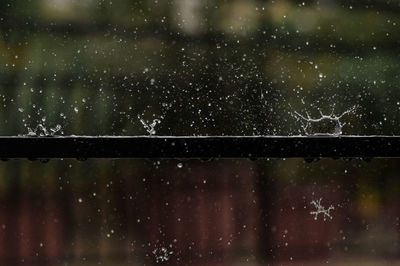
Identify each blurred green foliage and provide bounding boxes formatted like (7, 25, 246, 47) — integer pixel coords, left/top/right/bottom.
(0, 0, 400, 135)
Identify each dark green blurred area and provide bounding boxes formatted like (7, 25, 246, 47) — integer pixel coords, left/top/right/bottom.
(1, 1, 400, 265)
(1, 0, 400, 135)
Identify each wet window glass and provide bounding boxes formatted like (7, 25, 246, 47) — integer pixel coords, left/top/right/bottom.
(1, 158, 399, 265)
(1, 0, 397, 136)
(0, 0, 399, 265)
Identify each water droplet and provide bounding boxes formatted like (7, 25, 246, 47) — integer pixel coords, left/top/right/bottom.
(50, 124, 62, 135)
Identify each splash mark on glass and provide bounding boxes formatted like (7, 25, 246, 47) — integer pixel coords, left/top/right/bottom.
(310, 198, 335, 221)
(138, 115, 161, 135)
(152, 247, 173, 263)
(26, 124, 62, 137)
(292, 105, 357, 136)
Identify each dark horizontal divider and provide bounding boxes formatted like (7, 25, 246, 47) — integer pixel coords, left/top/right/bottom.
(0, 136, 399, 159)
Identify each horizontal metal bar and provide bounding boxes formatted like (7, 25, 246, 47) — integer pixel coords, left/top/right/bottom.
(0, 136, 399, 159)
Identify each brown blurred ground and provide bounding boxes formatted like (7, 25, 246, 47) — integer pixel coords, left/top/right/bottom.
(0, 159, 398, 265)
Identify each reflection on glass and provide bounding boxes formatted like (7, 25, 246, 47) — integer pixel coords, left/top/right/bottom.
(0, 158, 398, 265)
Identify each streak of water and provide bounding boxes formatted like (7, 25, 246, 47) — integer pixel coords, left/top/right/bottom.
(26, 124, 62, 137)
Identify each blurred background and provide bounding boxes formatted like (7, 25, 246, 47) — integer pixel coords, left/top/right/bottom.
(2, 0, 400, 136)
(1, 158, 400, 265)
(1, 0, 400, 265)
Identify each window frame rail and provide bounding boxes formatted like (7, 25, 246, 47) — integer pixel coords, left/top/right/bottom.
(0, 136, 399, 159)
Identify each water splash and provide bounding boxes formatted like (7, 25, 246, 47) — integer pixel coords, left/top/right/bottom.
(292, 105, 357, 136)
(138, 115, 161, 135)
(26, 124, 62, 137)
(310, 198, 335, 221)
(152, 247, 173, 263)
